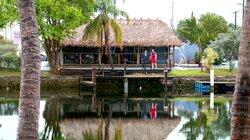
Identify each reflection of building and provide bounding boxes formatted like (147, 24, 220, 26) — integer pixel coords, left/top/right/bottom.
(59, 19, 182, 75)
(43, 96, 180, 140)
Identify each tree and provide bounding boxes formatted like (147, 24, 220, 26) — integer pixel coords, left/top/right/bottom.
(0, 0, 17, 28)
(210, 28, 240, 71)
(198, 13, 229, 53)
(0, 0, 95, 74)
(177, 12, 229, 66)
(231, 0, 250, 139)
(83, 0, 129, 69)
(176, 13, 201, 45)
(36, 0, 93, 74)
(16, 0, 41, 139)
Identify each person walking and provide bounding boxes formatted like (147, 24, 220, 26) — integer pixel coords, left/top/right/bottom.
(141, 50, 148, 70)
(150, 49, 157, 69)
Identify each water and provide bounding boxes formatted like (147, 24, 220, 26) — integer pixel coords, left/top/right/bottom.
(0, 97, 231, 140)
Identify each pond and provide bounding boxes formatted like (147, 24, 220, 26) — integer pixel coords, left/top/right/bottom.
(0, 96, 231, 140)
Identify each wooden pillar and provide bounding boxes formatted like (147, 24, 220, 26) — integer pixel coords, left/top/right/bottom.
(170, 46, 172, 69)
(79, 53, 82, 65)
(98, 48, 101, 65)
(137, 47, 140, 64)
(172, 46, 175, 66)
(168, 46, 171, 68)
(92, 67, 96, 85)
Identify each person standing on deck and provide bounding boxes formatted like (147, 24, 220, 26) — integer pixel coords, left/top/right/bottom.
(150, 49, 157, 69)
(141, 50, 148, 70)
(150, 103, 157, 119)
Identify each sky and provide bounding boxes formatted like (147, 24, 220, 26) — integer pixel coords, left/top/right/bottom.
(116, 0, 245, 28)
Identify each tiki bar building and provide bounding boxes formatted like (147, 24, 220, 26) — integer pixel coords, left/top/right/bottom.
(59, 19, 182, 75)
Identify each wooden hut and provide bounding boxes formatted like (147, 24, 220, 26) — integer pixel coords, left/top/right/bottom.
(59, 19, 182, 75)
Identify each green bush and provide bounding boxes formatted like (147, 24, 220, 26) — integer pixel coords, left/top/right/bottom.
(0, 38, 20, 70)
(1, 52, 21, 69)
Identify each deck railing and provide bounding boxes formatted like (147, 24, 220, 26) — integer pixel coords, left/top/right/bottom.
(62, 52, 169, 65)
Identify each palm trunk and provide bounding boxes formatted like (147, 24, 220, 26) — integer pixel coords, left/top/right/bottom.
(44, 39, 60, 75)
(17, 0, 41, 139)
(231, 1, 250, 139)
(104, 26, 114, 69)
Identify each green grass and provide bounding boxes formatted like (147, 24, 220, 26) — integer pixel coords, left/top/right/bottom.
(173, 96, 232, 104)
(0, 69, 50, 77)
(170, 69, 236, 77)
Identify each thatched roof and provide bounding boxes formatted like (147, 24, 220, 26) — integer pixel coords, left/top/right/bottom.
(60, 19, 182, 47)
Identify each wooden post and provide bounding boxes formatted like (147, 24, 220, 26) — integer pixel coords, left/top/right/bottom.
(172, 46, 175, 66)
(210, 68, 214, 109)
(168, 46, 171, 68)
(98, 48, 101, 65)
(92, 67, 96, 85)
(124, 59, 127, 75)
(79, 53, 82, 65)
(169, 46, 172, 69)
(137, 47, 140, 64)
(124, 77, 128, 97)
(164, 67, 168, 84)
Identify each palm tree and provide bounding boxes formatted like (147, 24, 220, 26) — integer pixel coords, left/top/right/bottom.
(83, 0, 129, 69)
(17, 0, 41, 139)
(231, 0, 250, 139)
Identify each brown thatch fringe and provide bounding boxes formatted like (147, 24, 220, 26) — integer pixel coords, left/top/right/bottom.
(60, 19, 182, 48)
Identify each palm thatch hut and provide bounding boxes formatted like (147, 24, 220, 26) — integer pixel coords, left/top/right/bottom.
(59, 19, 182, 74)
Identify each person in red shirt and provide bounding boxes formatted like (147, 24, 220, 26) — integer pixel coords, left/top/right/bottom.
(149, 49, 157, 69)
(150, 103, 157, 119)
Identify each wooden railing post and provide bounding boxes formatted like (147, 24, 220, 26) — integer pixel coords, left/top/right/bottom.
(164, 67, 168, 85)
(92, 67, 96, 85)
(124, 59, 127, 75)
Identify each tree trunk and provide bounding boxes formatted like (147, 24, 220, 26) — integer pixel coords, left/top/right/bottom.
(44, 39, 60, 75)
(104, 26, 114, 69)
(231, 1, 250, 139)
(199, 48, 205, 71)
(17, 0, 41, 139)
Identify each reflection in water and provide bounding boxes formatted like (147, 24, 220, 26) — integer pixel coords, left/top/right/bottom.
(42, 96, 179, 140)
(0, 100, 18, 115)
(0, 97, 231, 140)
(176, 101, 231, 140)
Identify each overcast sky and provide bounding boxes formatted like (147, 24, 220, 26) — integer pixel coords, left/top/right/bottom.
(117, 0, 245, 28)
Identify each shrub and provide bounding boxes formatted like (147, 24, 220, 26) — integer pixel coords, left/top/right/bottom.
(204, 47, 218, 71)
(1, 52, 21, 69)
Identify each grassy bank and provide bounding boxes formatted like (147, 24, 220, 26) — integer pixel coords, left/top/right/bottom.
(170, 69, 236, 77)
(0, 69, 50, 77)
(173, 96, 232, 104)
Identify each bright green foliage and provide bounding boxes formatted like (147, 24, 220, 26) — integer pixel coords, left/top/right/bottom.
(0, 0, 94, 73)
(198, 13, 229, 51)
(36, 0, 85, 41)
(177, 14, 201, 44)
(83, 0, 129, 45)
(83, 0, 129, 69)
(177, 12, 229, 54)
(204, 47, 218, 71)
(210, 28, 240, 71)
(0, 0, 18, 28)
(0, 36, 20, 70)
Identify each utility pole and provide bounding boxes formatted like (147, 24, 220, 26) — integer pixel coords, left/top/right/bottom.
(233, 11, 238, 29)
(170, 1, 174, 29)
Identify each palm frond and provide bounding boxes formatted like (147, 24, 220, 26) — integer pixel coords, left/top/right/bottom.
(83, 14, 103, 41)
(110, 19, 123, 47)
